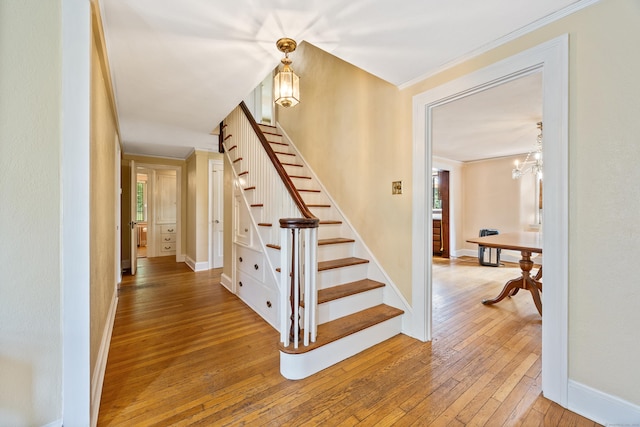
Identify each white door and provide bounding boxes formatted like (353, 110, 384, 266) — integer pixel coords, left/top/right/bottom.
(129, 159, 137, 275)
(209, 160, 224, 268)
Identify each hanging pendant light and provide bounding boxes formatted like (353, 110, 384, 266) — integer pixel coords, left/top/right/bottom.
(512, 122, 543, 179)
(274, 38, 300, 108)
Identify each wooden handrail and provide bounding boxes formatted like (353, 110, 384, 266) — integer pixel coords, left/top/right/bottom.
(238, 102, 317, 220)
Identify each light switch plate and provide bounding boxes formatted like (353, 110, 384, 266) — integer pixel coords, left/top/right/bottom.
(392, 181, 402, 195)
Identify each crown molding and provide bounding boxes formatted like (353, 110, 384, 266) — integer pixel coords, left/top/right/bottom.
(399, 0, 601, 89)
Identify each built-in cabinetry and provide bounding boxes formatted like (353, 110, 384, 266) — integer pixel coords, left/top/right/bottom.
(155, 170, 177, 256)
(159, 224, 176, 254)
(433, 218, 442, 255)
(236, 245, 278, 325)
(233, 187, 278, 326)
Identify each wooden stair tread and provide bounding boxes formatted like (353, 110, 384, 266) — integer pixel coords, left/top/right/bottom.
(319, 220, 342, 225)
(318, 257, 369, 271)
(250, 204, 263, 207)
(308, 204, 331, 208)
(279, 304, 403, 354)
(244, 186, 256, 191)
(269, 141, 288, 146)
(318, 279, 385, 304)
(282, 162, 303, 167)
(289, 175, 311, 179)
(258, 223, 272, 227)
(318, 237, 355, 245)
(265, 238, 355, 251)
(275, 151, 295, 156)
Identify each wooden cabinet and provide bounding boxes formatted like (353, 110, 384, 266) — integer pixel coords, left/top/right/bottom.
(433, 219, 442, 255)
(159, 223, 176, 254)
(236, 246, 277, 325)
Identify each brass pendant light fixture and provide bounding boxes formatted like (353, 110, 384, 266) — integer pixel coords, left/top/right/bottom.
(274, 38, 300, 108)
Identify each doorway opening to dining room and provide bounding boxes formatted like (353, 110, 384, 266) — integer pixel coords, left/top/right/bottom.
(411, 36, 569, 406)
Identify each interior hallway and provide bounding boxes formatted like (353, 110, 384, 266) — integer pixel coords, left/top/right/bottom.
(98, 256, 599, 426)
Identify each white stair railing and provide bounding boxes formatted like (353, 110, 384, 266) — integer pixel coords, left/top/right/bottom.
(279, 218, 319, 348)
(223, 103, 319, 349)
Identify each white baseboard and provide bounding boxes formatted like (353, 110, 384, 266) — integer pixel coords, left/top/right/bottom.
(177, 253, 185, 262)
(185, 255, 209, 272)
(221, 273, 233, 292)
(90, 291, 118, 427)
(122, 259, 130, 270)
(568, 380, 640, 425)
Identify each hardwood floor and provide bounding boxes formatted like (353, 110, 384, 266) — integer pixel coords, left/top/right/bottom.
(98, 256, 599, 426)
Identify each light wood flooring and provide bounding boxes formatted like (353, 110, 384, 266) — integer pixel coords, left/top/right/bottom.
(98, 256, 599, 426)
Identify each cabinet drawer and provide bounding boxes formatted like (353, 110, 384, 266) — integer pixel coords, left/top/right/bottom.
(160, 233, 176, 243)
(161, 224, 176, 234)
(237, 272, 278, 325)
(160, 242, 176, 252)
(236, 245, 264, 280)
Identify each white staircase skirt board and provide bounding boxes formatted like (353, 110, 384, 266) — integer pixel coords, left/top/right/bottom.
(280, 315, 403, 380)
(317, 264, 369, 289)
(317, 288, 384, 324)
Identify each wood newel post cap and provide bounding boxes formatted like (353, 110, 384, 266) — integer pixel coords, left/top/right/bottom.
(279, 218, 319, 229)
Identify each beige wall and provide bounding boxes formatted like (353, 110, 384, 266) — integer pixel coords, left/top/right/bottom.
(461, 155, 536, 251)
(278, 0, 640, 407)
(186, 151, 223, 265)
(278, 42, 413, 298)
(0, 1, 63, 424)
(223, 155, 234, 279)
(90, 15, 119, 399)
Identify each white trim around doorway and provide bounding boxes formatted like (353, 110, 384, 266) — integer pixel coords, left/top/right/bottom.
(411, 35, 569, 407)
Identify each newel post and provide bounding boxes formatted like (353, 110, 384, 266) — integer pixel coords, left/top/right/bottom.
(279, 218, 319, 349)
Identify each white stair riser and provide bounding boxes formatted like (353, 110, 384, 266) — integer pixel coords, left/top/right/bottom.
(317, 288, 384, 324)
(317, 223, 349, 240)
(280, 316, 402, 380)
(282, 166, 304, 175)
(317, 263, 369, 289)
(317, 243, 353, 261)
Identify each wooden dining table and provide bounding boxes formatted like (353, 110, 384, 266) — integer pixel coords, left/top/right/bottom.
(466, 232, 542, 315)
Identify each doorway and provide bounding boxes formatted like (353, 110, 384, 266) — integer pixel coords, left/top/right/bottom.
(411, 36, 569, 405)
(209, 159, 224, 269)
(127, 162, 182, 275)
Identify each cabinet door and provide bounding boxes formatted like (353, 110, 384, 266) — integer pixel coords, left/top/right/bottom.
(156, 172, 176, 223)
(234, 194, 252, 246)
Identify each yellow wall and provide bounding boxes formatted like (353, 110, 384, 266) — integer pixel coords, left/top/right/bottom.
(186, 151, 223, 265)
(279, 0, 640, 407)
(278, 43, 413, 298)
(90, 13, 119, 401)
(223, 155, 234, 279)
(462, 155, 537, 250)
(0, 1, 63, 424)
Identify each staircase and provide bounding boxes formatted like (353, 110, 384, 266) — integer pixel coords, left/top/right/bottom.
(222, 104, 407, 380)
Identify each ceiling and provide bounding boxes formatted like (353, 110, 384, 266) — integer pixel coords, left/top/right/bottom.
(433, 72, 542, 162)
(99, 0, 581, 160)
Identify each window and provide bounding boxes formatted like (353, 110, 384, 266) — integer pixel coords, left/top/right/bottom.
(432, 172, 442, 210)
(136, 181, 147, 221)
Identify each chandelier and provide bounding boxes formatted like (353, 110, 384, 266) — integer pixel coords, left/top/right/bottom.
(273, 38, 300, 108)
(512, 122, 543, 179)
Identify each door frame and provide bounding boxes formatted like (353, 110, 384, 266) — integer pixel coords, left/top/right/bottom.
(209, 159, 224, 269)
(136, 163, 182, 261)
(411, 35, 569, 405)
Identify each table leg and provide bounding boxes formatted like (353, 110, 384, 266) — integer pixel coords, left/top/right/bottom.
(482, 250, 542, 315)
